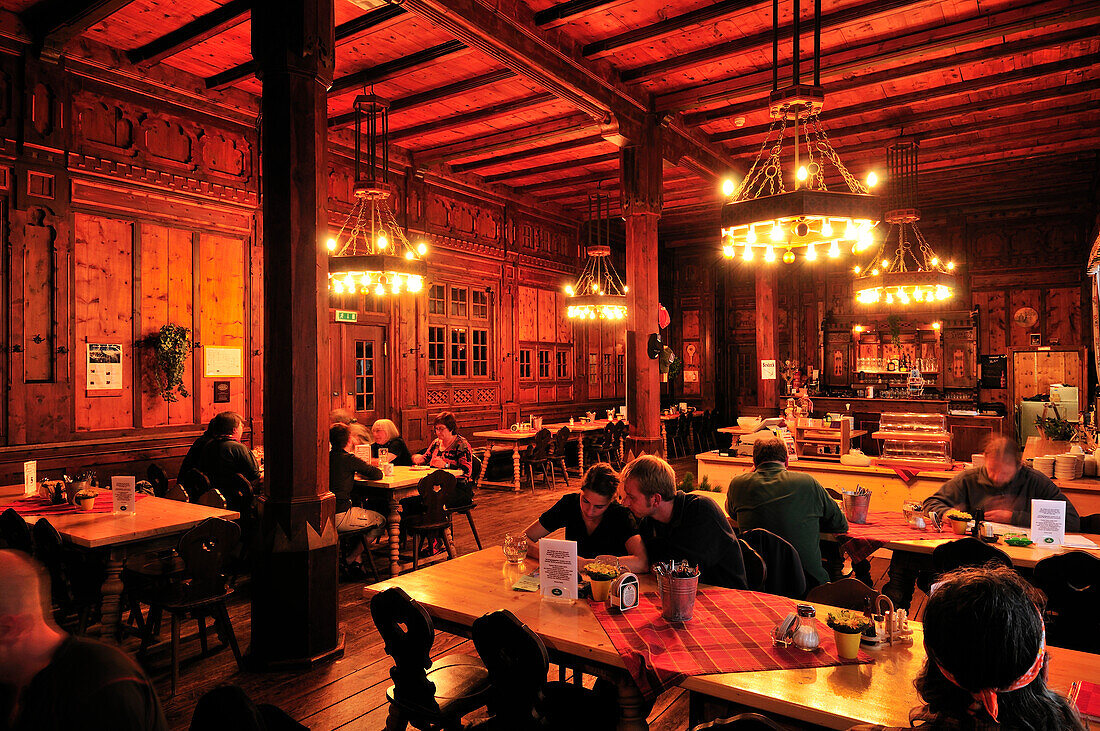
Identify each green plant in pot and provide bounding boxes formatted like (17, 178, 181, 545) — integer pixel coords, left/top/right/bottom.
(75, 488, 97, 511)
(145, 324, 192, 402)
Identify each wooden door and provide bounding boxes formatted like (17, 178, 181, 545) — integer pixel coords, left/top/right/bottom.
(329, 324, 386, 424)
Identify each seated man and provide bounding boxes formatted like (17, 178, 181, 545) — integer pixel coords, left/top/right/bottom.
(196, 411, 262, 508)
(726, 436, 848, 586)
(884, 435, 1081, 610)
(177, 419, 214, 484)
(620, 454, 748, 590)
(329, 423, 385, 577)
(0, 550, 168, 731)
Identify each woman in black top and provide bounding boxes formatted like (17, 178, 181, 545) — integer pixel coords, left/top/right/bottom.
(524, 463, 648, 573)
(329, 423, 384, 574)
(370, 419, 413, 466)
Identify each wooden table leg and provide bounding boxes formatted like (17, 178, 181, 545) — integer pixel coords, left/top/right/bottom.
(660, 422, 667, 458)
(387, 495, 402, 578)
(99, 547, 127, 642)
(512, 444, 521, 493)
(613, 670, 650, 731)
(578, 436, 586, 476)
(478, 446, 491, 490)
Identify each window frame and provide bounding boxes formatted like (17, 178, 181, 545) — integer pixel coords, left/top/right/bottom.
(427, 282, 493, 381)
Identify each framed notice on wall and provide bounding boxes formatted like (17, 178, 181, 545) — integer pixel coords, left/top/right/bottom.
(204, 346, 243, 377)
(87, 343, 122, 391)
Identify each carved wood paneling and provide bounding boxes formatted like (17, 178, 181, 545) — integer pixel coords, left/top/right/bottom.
(198, 233, 247, 421)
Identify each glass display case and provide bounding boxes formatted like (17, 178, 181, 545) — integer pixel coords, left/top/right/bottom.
(873, 412, 953, 467)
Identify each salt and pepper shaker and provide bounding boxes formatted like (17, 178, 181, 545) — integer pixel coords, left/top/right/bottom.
(792, 604, 820, 651)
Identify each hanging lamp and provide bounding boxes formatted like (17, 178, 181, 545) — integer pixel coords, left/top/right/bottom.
(565, 190, 628, 321)
(720, 0, 879, 264)
(853, 140, 957, 306)
(327, 94, 427, 296)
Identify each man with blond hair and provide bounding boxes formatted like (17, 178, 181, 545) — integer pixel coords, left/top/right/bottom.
(619, 454, 748, 589)
(0, 550, 167, 730)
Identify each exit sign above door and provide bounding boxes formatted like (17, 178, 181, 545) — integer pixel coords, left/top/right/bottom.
(335, 310, 357, 323)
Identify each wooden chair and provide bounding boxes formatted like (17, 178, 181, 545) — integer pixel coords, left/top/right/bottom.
(135, 518, 244, 695)
(520, 428, 556, 491)
(446, 455, 482, 551)
(0, 508, 34, 553)
(931, 537, 1012, 574)
(593, 423, 618, 466)
(219, 472, 256, 516)
(806, 577, 880, 611)
(1080, 512, 1100, 533)
(741, 528, 807, 599)
(370, 587, 490, 731)
(181, 468, 213, 502)
(188, 684, 304, 731)
(33, 518, 101, 635)
(548, 426, 572, 488)
(404, 470, 461, 570)
(691, 712, 783, 730)
(165, 483, 190, 502)
(471, 609, 616, 730)
(1032, 551, 1100, 653)
(739, 539, 767, 592)
(146, 463, 170, 498)
(197, 488, 228, 509)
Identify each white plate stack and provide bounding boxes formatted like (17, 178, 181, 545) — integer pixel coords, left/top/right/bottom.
(1033, 456, 1056, 478)
(1053, 453, 1083, 481)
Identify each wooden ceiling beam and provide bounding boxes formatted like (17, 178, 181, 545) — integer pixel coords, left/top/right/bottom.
(328, 68, 515, 128)
(205, 59, 257, 90)
(414, 114, 597, 163)
(328, 40, 466, 95)
(583, 0, 759, 59)
(389, 92, 556, 143)
(335, 4, 405, 42)
(657, 2, 1100, 112)
(127, 0, 250, 68)
(520, 170, 619, 194)
(450, 134, 609, 173)
(21, 0, 137, 59)
(482, 151, 621, 184)
(534, 0, 628, 29)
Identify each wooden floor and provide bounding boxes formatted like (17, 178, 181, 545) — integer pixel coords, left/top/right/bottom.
(126, 456, 917, 730)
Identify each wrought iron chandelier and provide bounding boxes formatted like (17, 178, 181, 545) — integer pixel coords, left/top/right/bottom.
(565, 190, 627, 321)
(720, 0, 879, 264)
(327, 94, 427, 296)
(853, 140, 957, 306)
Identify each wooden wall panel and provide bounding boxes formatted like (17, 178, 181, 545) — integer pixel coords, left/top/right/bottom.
(1045, 287, 1081, 347)
(1008, 289, 1042, 348)
(198, 233, 246, 421)
(517, 286, 536, 342)
(537, 289, 554, 342)
(74, 213, 133, 431)
(22, 219, 55, 382)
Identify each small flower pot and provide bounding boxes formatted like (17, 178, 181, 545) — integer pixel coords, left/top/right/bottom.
(75, 496, 97, 512)
(589, 578, 614, 602)
(950, 518, 969, 535)
(833, 630, 862, 660)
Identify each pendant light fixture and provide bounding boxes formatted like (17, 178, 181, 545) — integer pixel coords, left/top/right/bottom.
(565, 190, 627, 321)
(327, 94, 427, 296)
(720, 0, 879, 264)
(853, 140, 957, 306)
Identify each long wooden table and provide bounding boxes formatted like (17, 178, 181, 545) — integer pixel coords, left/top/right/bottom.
(472, 420, 621, 492)
(357, 465, 461, 578)
(1, 493, 238, 638)
(364, 547, 1097, 729)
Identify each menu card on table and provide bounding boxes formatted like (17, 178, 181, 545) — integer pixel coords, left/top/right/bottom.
(112, 476, 137, 515)
(1031, 499, 1066, 547)
(23, 460, 36, 497)
(539, 538, 578, 601)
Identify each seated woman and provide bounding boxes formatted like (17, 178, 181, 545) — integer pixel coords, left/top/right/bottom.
(370, 418, 413, 466)
(853, 564, 1084, 731)
(412, 411, 475, 505)
(523, 463, 647, 574)
(329, 423, 385, 577)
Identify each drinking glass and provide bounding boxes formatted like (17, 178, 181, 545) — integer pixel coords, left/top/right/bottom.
(502, 532, 528, 564)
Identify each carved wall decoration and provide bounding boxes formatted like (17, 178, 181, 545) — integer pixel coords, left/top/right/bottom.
(0, 68, 11, 127)
(76, 100, 134, 153)
(199, 131, 247, 179)
(30, 82, 56, 137)
(140, 116, 195, 168)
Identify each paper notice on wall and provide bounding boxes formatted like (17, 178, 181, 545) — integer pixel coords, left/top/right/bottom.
(1031, 499, 1066, 548)
(761, 359, 776, 380)
(23, 461, 36, 497)
(112, 476, 137, 516)
(204, 346, 243, 377)
(539, 538, 578, 602)
(683, 370, 699, 383)
(87, 343, 122, 390)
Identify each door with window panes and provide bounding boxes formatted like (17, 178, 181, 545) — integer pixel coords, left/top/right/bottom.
(330, 324, 387, 424)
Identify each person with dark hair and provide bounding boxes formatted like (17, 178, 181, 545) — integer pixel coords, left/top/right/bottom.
(329, 423, 385, 576)
(412, 411, 474, 487)
(195, 411, 262, 509)
(178, 418, 215, 484)
(726, 436, 848, 586)
(854, 565, 1085, 731)
(523, 463, 647, 573)
(620, 454, 748, 589)
(885, 435, 1081, 610)
(0, 550, 168, 731)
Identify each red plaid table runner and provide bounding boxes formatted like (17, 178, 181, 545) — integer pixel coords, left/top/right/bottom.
(1070, 681, 1100, 721)
(5, 492, 145, 517)
(590, 587, 871, 700)
(839, 510, 947, 563)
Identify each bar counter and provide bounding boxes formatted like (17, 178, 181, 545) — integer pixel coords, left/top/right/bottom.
(696, 451, 1100, 516)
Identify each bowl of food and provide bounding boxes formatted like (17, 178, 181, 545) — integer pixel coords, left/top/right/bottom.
(737, 417, 761, 431)
(583, 561, 621, 602)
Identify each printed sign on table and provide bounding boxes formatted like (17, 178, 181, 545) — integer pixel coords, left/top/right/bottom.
(1031, 499, 1066, 547)
(23, 461, 36, 497)
(539, 538, 578, 601)
(112, 476, 137, 516)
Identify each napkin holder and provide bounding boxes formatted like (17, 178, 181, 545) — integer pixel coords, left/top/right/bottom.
(608, 572, 639, 612)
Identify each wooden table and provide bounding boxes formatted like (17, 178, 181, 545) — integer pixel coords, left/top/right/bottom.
(357, 465, 461, 578)
(364, 547, 1098, 730)
(473, 420, 620, 492)
(0, 494, 238, 639)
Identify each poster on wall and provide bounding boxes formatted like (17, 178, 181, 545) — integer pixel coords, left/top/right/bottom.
(86, 343, 122, 390)
(761, 359, 777, 380)
(204, 346, 243, 377)
(979, 354, 1008, 389)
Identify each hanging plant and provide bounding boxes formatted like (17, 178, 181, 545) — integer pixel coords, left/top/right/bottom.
(887, 314, 902, 344)
(144, 325, 192, 402)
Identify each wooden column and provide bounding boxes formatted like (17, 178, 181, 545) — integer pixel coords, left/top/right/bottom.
(756, 267, 778, 409)
(622, 116, 663, 456)
(249, 0, 341, 667)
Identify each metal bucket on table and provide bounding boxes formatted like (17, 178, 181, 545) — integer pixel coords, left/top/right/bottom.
(656, 567, 700, 622)
(842, 491, 871, 524)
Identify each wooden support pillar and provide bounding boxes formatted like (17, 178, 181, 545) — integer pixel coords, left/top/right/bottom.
(756, 267, 779, 409)
(622, 116, 663, 457)
(249, 0, 342, 667)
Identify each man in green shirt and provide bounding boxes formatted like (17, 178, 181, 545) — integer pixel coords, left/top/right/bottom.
(726, 437, 848, 586)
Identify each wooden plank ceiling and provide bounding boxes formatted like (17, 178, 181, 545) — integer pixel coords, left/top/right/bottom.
(14, 0, 1100, 223)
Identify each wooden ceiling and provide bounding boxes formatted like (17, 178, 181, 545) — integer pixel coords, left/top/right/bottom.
(9, 0, 1100, 224)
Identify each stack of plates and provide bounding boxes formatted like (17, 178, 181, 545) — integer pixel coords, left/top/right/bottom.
(1033, 456, 1056, 478)
(1054, 453, 1083, 481)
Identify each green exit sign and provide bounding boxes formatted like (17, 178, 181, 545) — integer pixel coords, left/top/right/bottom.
(335, 310, 357, 323)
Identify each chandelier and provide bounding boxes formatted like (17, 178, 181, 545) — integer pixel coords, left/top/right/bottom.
(565, 191, 627, 320)
(854, 140, 957, 306)
(327, 94, 427, 296)
(720, 0, 879, 264)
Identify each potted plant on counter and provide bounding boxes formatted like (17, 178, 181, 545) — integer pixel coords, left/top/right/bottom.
(74, 488, 98, 512)
(583, 561, 621, 602)
(826, 610, 872, 660)
(944, 509, 972, 535)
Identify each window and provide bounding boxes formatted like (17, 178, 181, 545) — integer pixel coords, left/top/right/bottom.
(428, 326, 445, 376)
(472, 329, 488, 376)
(354, 340, 374, 412)
(616, 354, 625, 384)
(519, 349, 532, 379)
(451, 328, 467, 376)
(428, 285, 446, 315)
(471, 289, 488, 319)
(538, 350, 551, 379)
(450, 287, 468, 317)
(602, 353, 612, 384)
(555, 350, 569, 379)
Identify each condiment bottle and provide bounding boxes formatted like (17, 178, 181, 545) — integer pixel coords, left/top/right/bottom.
(792, 604, 820, 651)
